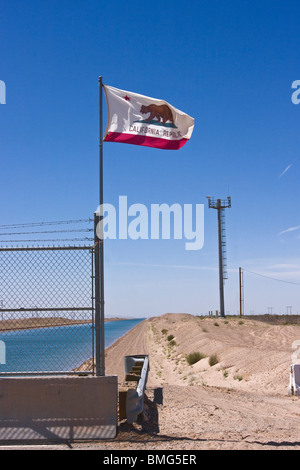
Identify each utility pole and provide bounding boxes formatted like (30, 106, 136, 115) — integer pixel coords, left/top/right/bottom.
(239, 267, 244, 316)
(207, 196, 231, 318)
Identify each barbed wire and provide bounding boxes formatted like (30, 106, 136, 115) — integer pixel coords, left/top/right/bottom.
(0, 218, 95, 244)
(0, 228, 93, 236)
(0, 218, 93, 230)
(0, 237, 93, 243)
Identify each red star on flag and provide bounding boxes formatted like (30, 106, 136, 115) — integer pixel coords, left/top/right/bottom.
(124, 95, 130, 101)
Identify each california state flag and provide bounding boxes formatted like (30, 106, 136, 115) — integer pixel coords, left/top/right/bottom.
(103, 85, 194, 150)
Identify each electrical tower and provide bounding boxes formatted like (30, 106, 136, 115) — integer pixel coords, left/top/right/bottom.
(207, 196, 231, 318)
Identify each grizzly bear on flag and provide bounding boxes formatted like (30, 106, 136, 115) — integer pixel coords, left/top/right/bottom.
(140, 104, 175, 125)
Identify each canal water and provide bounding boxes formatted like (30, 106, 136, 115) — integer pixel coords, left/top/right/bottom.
(0, 317, 144, 374)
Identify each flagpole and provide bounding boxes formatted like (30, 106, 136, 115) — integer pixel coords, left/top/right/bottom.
(98, 75, 105, 376)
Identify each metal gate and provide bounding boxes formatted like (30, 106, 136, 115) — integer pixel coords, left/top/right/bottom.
(0, 245, 95, 376)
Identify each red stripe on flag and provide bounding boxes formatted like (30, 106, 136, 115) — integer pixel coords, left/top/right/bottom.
(104, 132, 189, 150)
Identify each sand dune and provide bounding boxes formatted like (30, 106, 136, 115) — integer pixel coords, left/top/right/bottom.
(39, 313, 300, 450)
(91, 313, 300, 450)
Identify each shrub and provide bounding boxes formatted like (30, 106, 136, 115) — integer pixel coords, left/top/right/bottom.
(209, 353, 219, 366)
(161, 329, 168, 335)
(167, 334, 175, 341)
(234, 374, 243, 381)
(186, 352, 206, 365)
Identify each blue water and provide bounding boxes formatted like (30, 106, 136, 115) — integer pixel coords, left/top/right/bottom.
(0, 318, 144, 374)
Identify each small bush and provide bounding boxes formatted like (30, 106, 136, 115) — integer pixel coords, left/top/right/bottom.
(214, 322, 219, 327)
(167, 334, 175, 341)
(209, 353, 219, 366)
(234, 374, 243, 381)
(186, 352, 206, 365)
(169, 340, 176, 347)
(161, 329, 168, 335)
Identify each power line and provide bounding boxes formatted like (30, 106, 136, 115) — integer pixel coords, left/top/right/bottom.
(243, 268, 300, 286)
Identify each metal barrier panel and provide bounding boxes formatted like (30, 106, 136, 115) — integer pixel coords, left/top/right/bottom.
(124, 355, 149, 423)
(0, 375, 118, 440)
(0, 246, 95, 376)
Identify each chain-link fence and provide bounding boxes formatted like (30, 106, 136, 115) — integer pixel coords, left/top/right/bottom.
(0, 246, 95, 376)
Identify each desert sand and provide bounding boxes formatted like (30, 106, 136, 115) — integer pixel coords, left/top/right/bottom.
(70, 312, 300, 450)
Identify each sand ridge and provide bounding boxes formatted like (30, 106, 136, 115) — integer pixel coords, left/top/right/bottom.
(81, 312, 300, 450)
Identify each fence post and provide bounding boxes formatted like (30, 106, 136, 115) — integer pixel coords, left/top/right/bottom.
(94, 213, 101, 376)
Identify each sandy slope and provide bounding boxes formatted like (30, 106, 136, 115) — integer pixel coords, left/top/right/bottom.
(70, 313, 300, 450)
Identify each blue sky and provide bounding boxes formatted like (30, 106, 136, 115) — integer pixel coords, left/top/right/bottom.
(1, 0, 300, 316)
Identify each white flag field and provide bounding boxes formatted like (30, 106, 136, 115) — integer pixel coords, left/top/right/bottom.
(103, 85, 195, 150)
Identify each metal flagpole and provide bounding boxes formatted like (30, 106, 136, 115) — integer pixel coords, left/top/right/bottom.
(95, 75, 105, 376)
(94, 210, 101, 375)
